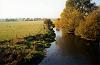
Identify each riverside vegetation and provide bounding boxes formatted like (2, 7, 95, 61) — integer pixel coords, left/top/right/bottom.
(55, 0, 100, 41)
(0, 19, 55, 65)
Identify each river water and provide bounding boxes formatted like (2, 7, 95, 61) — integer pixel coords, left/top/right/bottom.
(39, 28, 99, 65)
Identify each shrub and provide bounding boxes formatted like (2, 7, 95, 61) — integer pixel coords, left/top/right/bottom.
(44, 19, 54, 31)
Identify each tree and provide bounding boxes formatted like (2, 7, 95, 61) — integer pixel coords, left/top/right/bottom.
(66, 0, 96, 16)
(60, 7, 82, 33)
(54, 18, 61, 29)
(44, 19, 54, 31)
(75, 7, 100, 40)
(59, 0, 96, 34)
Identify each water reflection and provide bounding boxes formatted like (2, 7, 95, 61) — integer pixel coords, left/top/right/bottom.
(39, 29, 99, 65)
(57, 33, 99, 64)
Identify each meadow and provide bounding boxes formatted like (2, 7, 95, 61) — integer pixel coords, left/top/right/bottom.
(0, 21, 47, 41)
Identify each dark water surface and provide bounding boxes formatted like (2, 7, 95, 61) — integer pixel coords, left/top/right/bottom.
(39, 29, 99, 65)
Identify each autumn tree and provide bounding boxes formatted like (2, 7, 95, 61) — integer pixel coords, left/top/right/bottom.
(75, 7, 100, 40)
(60, 7, 82, 33)
(66, 0, 96, 16)
(54, 18, 61, 29)
(59, 0, 96, 34)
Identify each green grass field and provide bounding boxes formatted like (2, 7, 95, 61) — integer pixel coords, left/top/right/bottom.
(0, 21, 47, 41)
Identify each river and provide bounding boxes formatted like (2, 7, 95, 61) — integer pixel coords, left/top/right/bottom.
(39, 28, 99, 65)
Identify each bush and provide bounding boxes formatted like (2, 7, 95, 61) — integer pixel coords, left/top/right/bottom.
(44, 19, 54, 31)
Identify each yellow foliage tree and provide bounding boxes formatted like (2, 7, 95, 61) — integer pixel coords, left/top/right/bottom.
(54, 18, 61, 29)
(75, 8, 100, 40)
(60, 7, 82, 33)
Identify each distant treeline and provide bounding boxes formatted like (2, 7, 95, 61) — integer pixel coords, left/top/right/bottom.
(0, 18, 56, 22)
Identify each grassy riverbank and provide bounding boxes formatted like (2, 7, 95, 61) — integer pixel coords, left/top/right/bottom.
(0, 21, 55, 65)
(0, 33, 55, 65)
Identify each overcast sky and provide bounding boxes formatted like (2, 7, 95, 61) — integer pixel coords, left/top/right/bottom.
(0, 0, 100, 18)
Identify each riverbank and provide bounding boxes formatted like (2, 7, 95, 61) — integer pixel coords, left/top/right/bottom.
(39, 29, 99, 65)
(60, 28, 99, 41)
(0, 31, 55, 65)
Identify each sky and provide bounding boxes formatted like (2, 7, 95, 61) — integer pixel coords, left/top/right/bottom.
(0, 0, 100, 18)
